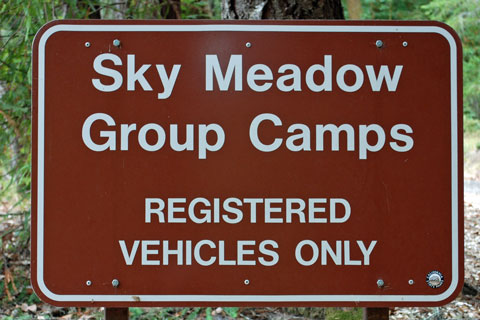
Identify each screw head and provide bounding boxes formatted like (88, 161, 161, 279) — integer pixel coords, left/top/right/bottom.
(246, 42, 252, 48)
(112, 279, 119, 287)
(244, 279, 250, 285)
(375, 40, 384, 48)
(85, 42, 91, 48)
(408, 279, 414, 285)
(86, 280, 92, 286)
(377, 279, 385, 287)
(403, 41, 408, 47)
(113, 39, 121, 47)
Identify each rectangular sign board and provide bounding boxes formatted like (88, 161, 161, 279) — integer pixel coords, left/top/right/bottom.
(32, 20, 463, 307)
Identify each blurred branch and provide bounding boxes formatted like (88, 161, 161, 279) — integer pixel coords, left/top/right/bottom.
(0, 110, 20, 139)
(0, 212, 29, 217)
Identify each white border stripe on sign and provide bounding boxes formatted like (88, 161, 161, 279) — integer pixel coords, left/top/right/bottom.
(37, 24, 459, 303)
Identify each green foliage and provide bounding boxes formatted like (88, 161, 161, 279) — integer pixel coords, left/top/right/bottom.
(186, 307, 201, 320)
(281, 307, 326, 318)
(128, 307, 238, 319)
(325, 307, 362, 320)
(224, 307, 239, 318)
(130, 307, 173, 319)
(2, 313, 34, 320)
(205, 307, 213, 320)
(130, 307, 144, 319)
(129, 307, 214, 320)
(464, 115, 480, 133)
(359, 0, 430, 20)
(0, 0, 34, 212)
(181, 0, 221, 19)
(0, 259, 40, 312)
(98, 0, 219, 20)
(422, 0, 480, 120)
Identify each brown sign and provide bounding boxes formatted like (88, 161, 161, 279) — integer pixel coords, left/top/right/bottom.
(32, 20, 463, 307)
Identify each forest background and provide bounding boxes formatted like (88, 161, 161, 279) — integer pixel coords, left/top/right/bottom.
(0, 0, 479, 319)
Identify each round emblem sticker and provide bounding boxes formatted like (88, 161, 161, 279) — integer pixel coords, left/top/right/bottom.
(426, 271, 444, 288)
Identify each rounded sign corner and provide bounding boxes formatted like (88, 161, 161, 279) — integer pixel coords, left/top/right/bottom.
(32, 20, 65, 49)
(430, 276, 464, 306)
(31, 274, 63, 307)
(428, 21, 463, 53)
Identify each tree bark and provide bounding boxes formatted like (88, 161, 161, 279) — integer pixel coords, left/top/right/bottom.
(159, 0, 182, 19)
(78, 0, 102, 19)
(222, 0, 344, 20)
(220, 1, 345, 317)
(346, 0, 361, 19)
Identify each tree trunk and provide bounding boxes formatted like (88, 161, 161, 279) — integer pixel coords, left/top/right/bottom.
(220, 1, 344, 317)
(222, 0, 344, 20)
(346, 0, 362, 19)
(78, 0, 102, 19)
(159, 0, 182, 19)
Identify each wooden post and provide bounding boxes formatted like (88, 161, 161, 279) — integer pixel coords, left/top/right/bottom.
(105, 308, 129, 320)
(363, 307, 389, 320)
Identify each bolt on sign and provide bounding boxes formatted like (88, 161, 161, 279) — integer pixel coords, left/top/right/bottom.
(32, 20, 463, 307)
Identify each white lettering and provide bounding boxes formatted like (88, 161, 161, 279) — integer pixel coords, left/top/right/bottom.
(249, 113, 283, 152)
(92, 53, 123, 92)
(205, 54, 242, 91)
(156, 64, 181, 99)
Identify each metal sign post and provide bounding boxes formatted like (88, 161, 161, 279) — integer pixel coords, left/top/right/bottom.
(105, 308, 129, 320)
(364, 308, 389, 320)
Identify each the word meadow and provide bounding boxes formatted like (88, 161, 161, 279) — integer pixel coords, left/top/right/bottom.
(82, 53, 414, 160)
